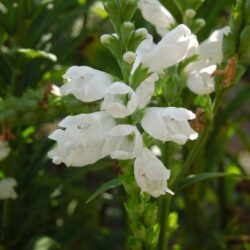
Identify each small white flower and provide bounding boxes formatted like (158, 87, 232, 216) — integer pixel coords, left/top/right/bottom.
(0, 141, 11, 161)
(134, 148, 173, 197)
(138, 0, 175, 36)
(185, 26, 230, 95)
(186, 65, 216, 95)
(48, 112, 115, 167)
(0, 178, 17, 200)
(141, 107, 198, 145)
(133, 24, 198, 73)
(60, 66, 113, 102)
(103, 125, 143, 160)
(101, 82, 137, 118)
(135, 73, 159, 108)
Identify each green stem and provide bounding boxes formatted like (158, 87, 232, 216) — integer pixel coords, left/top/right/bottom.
(158, 195, 172, 250)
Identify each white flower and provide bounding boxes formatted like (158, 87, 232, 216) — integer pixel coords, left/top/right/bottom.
(186, 65, 216, 95)
(60, 66, 113, 102)
(135, 73, 159, 108)
(138, 0, 175, 37)
(133, 24, 198, 73)
(0, 178, 17, 200)
(0, 141, 11, 161)
(134, 148, 173, 197)
(141, 107, 198, 145)
(48, 112, 115, 167)
(185, 26, 230, 95)
(101, 82, 137, 118)
(103, 125, 143, 160)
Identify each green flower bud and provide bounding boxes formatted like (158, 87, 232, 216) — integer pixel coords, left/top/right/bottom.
(127, 236, 143, 250)
(192, 18, 206, 33)
(131, 221, 146, 240)
(120, 21, 135, 47)
(144, 203, 158, 226)
(185, 9, 196, 18)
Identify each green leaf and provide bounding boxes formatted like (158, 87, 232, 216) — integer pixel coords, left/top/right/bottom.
(85, 177, 122, 204)
(176, 172, 250, 192)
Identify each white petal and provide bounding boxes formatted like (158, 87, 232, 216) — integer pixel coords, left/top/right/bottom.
(101, 82, 137, 118)
(60, 66, 113, 102)
(103, 125, 143, 160)
(135, 25, 198, 73)
(138, 0, 175, 36)
(135, 73, 159, 108)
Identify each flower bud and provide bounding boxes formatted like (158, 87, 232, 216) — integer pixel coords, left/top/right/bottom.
(192, 18, 206, 33)
(100, 34, 113, 45)
(123, 21, 134, 30)
(144, 203, 158, 226)
(135, 28, 148, 39)
(131, 221, 146, 240)
(185, 9, 196, 18)
(123, 51, 136, 64)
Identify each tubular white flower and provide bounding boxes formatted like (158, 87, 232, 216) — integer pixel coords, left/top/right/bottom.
(185, 26, 230, 95)
(133, 24, 198, 73)
(103, 125, 143, 160)
(60, 66, 113, 102)
(187, 65, 216, 95)
(141, 107, 198, 145)
(101, 82, 137, 118)
(0, 141, 11, 161)
(0, 178, 17, 200)
(135, 73, 159, 108)
(134, 148, 173, 197)
(138, 0, 175, 36)
(48, 112, 116, 167)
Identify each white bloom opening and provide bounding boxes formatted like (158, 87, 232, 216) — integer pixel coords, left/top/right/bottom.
(138, 0, 176, 36)
(187, 65, 216, 95)
(141, 107, 198, 145)
(60, 66, 113, 102)
(101, 82, 137, 118)
(48, 112, 116, 167)
(133, 24, 198, 73)
(0, 178, 17, 200)
(185, 26, 230, 95)
(0, 141, 11, 161)
(134, 148, 173, 197)
(103, 125, 143, 160)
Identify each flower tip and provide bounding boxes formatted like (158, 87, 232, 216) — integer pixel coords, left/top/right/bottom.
(135, 28, 148, 39)
(123, 51, 136, 64)
(100, 34, 113, 45)
(185, 8, 196, 18)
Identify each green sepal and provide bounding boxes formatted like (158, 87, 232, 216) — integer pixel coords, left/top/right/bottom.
(131, 221, 146, 240)
(120, 22, 135, 49)
(127, 236, 143, 250)
(144, 203, 158, 226)
(145, 223, 160, 247)
(129, 64, 151, 90)
(239, 26, 250, 66)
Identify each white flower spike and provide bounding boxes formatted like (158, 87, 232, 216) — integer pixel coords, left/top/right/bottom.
(0, 178, 17, 200)
(134, 148, 173, 197)
(141, 107, 198, 145)
(60, 66, 113, 102)
(101, 82, 137, 118)
(103, 125, 143, 160)
(48, 112, 116, 167)
(133, 24, 198, 73)
(138, 0, 176, 37)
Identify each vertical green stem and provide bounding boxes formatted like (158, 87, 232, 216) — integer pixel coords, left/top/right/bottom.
(158, 195, 172, 250)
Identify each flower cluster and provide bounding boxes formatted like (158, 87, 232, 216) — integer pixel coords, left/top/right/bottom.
(48, 22, 199, 197)
(138, 0, 230, 95)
